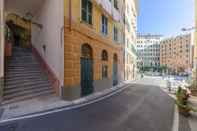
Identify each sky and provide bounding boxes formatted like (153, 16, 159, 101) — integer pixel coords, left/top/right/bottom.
(138, 0, 195, 37)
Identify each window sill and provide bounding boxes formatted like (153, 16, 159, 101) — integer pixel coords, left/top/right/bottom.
(80, 20, 93, 29)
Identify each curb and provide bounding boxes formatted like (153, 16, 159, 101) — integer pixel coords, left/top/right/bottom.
(159, 85, 179, 131)
(0, 82, 130, 124)
(172, 105, 179, 131)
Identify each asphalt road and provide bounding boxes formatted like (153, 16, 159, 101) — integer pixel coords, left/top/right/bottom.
(0, 84, 175, 131)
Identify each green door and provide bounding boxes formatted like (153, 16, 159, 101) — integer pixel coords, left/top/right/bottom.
(113, 62, 118, 86)
(81, 58, 94, 97)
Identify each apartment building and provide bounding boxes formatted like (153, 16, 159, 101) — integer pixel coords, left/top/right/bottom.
(123, 0, 138, 80)
(136, 34, 162, 68)
(0, 0, 138, 104)
(64, 0, 126, 99)
(193, 1, 197, 85)
(160, 33, 194, 74)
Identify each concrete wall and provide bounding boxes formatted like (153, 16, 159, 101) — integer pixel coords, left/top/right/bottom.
(31, 0, 64, 89)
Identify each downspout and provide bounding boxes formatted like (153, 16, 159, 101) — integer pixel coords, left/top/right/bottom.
(69, 0, 72, 31)
(0, 0, 4, 104)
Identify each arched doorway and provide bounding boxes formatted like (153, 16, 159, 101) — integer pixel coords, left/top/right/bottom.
(81, 44, 94, 96)
(6, 13, 32, 48)
(113, 54, 118, 86)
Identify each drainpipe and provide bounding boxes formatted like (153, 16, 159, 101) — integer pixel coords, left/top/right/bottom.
(0, 0, 4, 104)
(69, 0, 72, 31)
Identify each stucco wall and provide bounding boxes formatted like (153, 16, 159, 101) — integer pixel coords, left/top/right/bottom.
(32, 0, 64, 88)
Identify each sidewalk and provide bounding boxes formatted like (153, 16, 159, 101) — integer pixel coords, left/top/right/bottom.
(162, 86, 197, 131)
(188, 96, 197, 131)
(0, 82, 130, 121)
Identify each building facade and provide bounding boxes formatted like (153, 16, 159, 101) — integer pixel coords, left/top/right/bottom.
(193, 0, 197, 87)
(0, 0, 138, 103)
(123, 0, 138, 81)
(160, 33, 194, 74)
(64, 0, 126, 99)
(136, 34, 162, 69)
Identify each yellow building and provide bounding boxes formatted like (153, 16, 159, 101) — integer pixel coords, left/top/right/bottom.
(64, 0, 124, 99)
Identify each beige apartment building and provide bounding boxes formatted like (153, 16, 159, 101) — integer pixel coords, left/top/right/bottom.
(123, 0, 138, 80)
(160, 33, 194, 74)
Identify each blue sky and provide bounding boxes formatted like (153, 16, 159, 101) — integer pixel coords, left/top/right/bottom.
(138, 0, 195, 37)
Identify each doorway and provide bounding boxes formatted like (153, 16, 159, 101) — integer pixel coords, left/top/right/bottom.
(80, 44, 94, 97)
(113, 54, 118, 86)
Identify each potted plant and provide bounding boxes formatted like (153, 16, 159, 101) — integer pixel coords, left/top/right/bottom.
(176, 87, 197, 117)
(5, 24, 12, 57)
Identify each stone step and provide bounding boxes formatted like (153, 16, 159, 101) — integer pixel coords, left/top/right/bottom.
(6, 66, 41, 70)
(5, 77, 49, 86)
(3, 46, 54, 104)
(6, 70, 43, 76)
(9, 54, 34, 57)
(8, 58, 37, 63)
(4, 83, 52, 96)
(7, 64, 40, 69)
(5, 75, 48, 82)
(5, 80, 51, 90)
(2, 90, 55, 105)
(5, 71, 44, 78)
(3, 86, 54, 100)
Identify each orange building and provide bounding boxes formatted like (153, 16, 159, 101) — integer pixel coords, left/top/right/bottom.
(160, 33, 194, 74)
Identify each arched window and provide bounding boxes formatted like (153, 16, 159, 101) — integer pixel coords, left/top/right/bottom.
(113, 53, 118, 62)
(81, 44, 93, 59)
(101, 50, 108, 79)
(101, 50, 108, 61)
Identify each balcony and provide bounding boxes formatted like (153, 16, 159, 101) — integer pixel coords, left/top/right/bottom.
(94, 0, 122, 22)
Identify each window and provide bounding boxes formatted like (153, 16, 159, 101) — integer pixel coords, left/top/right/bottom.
(113, 26, 118, 42)
(101, 50, 108, 61)
(101, 50, 108, 79)
(102, 65, 108, 79)
(101, 15, 108, 35)
(81, 0, 92, 24)
(114, 0, 118, 10)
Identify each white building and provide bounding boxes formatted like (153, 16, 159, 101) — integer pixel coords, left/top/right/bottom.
(123, 0, 138, 80)
(136, 34, 162, 68)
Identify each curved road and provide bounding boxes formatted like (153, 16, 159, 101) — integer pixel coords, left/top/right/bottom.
(0, 84, 175, 131)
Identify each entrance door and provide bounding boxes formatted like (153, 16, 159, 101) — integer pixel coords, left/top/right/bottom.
(81, 44, 93, 97)
(81, 58, 93, 96)
(113, 54, 118, 86)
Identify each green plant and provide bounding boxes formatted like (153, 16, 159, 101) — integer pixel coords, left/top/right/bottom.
(176, 87, 197, 117)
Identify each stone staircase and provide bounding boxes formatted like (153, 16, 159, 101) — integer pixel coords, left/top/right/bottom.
(3, 47, 55, 105)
